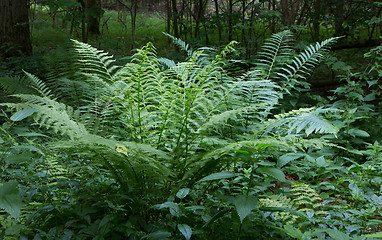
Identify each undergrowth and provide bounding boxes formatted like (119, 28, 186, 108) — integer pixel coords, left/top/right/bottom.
(1, 31, 382, 239)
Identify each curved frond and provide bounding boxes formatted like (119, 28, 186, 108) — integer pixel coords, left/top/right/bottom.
(255, 30, 294, 80)
(277, 37, 339, 92)
(71, 39, 119, 82)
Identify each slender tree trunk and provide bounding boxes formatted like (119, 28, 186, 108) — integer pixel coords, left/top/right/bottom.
(214, 0, 222, 42)
(86, 0, 101, 36)
(228, 0, 233, 42)
(171, 0, 179, 38)
(333, 0, 345, 36)
(130, 0, 137, 49)
(0, 0, 32, 59)
(312, 0, 321, 41)
(166, 0, 171, 43)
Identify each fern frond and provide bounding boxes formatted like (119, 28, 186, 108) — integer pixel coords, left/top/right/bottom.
(51, 134, 172, 193)
(71, 39, 119, 82)
(290, 182, 327, 215)
(255, 30, 294, 81)
(0, 76, 37, 95)
(259, 195, 299, 224)
(23, 71, 53, 98)
(1, 94, 88, 139)
(163, 32, 194, 57)
(265, 107, 339, 137)
(277, 37, 339, 92)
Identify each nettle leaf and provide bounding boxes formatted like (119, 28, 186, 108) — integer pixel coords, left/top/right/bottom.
(199, 171, 238, 182)
(257, 167, 285, 181)
(148, 231, 172, 240)
(231, 195, 258, 223)
(363, 232, 382, 238)
(177, 224, 192, 240)
(176, 188, 190, 199)
(278, 153, 304, 168)
(325, 229, 351, 240)
(156, 202, 182, 217)
(0, 180, 23, 219)
(348, 128, 370, 138)
(10, 108, 36, 121)
(4, 152, 34, 164)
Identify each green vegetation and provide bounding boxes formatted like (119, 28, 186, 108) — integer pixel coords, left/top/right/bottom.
(1, 0, 382, 239)
(1, 28, 382, 239)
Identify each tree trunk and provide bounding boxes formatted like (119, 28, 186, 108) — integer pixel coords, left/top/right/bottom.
(86, 0, 101, 36)
(312, 0, 321, 41)
(171, 0, 179, 38)
(228, 0, 233, 42)
(0, 0, 32, 59)
(130, 0, 137, 49)
(213, 0, 222, 42)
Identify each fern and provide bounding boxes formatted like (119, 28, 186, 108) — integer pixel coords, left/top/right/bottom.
(1, 95, 88, 139)
(264, 107, 340, 137)
(0, 72, 53, 98)
(258, 194, 299, 224)
(255, 31, 338, 93)
(255, 30, 294, 81)
(290, 181, 327, 216)
(0, 33, 342, 212)
(278, 37, 339, 92)
(71, 39, 119, 82)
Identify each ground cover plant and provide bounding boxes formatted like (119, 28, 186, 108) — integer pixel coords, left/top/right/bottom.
(1, 30, 382, 240)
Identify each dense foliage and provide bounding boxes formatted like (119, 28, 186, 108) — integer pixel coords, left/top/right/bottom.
(1, 30, 382, 239)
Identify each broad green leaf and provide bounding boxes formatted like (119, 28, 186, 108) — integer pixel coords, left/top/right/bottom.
(259, 207, 308, 219)
(199, 171, 237, 182)
(364, 93, 376, 101)
(278, 153, 304, 168)
(176, 188, 190, 199)
(17, 132, 49, 137)
(0, 137, 3, 144)
(348, 129, 370, 137)
(10, 108, 36, 122)
(283, 225, 303, 238)
(202, 208, 231, 229)
(364, 233, 382, 238)
(177, 224, 192, 240)
(315, 156, 326, 166)
(0, 180, 23, 219)
(257, 167, 285, 181)
(148, 231, 171, 240)
(326, 229, 350, 240)
(5, 152, 34, 164)
(231, 195, 257, 223)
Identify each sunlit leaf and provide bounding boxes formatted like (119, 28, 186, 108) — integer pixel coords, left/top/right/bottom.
(176, 188, 190, 199)
(199, 171, 238, 182)
(177, 224, 192, 240)
(231, 195, 257, 223)
(257, 167, 285, 181)
(10, 108, 36, 122)
(0, 180, 23, 219)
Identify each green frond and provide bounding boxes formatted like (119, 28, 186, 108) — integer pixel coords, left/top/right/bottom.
(255, 30, 294, 80)
(0, 72, 53, 98)
(163, 32, 194, 57)
(266, 107, 339, 137)
(1, 94, 88, 139)
(290, 182, 327, 215)
(51, 134, 172, 192)
(259, 194, 299, 224)
(278, 37, 339, 91)
(23, 71, 53, 98)
(71, 39, 119, 82)
(0, 76, 37, 95)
